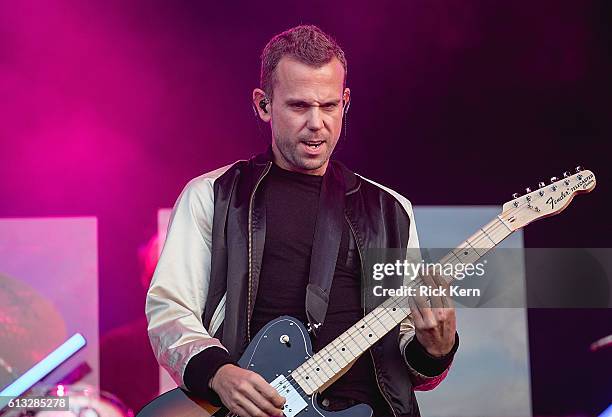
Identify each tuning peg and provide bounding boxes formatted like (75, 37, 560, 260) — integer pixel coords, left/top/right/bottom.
(575, 165, 583, 173)
(538, 182, 546, 188)
(525, 187, 532, 193)
(512, 193, 520, 199)
(550, 176, 558, 183)
(563, 171, 570, 178)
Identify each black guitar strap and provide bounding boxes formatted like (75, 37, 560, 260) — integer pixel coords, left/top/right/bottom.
(305, 162, 346, 337)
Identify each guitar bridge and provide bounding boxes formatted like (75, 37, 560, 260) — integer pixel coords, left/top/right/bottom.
(270, 375, 308, 417)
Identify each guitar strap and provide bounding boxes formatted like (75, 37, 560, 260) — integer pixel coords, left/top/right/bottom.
(305, 162, 346, 337)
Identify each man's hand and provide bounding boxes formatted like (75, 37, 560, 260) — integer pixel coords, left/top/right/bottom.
(408, 273, 456, 357)
(209, 363, 286, 417)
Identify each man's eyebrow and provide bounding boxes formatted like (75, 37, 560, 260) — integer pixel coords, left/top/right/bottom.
(285, 99, 341, 106)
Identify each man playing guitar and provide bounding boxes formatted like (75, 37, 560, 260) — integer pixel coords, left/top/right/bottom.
(146, 24, 458, 417)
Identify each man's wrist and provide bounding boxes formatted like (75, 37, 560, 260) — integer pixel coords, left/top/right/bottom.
(420, 334, 456, 357)
(208, 363, 234, 390)
(404, 332, 459, 377)
(184, 346, 236, 404)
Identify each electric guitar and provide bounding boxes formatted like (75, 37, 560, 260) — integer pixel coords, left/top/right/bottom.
(137, 168, 596, 417)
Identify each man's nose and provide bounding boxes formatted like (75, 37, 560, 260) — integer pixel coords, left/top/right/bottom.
(306, 108, 324, 131)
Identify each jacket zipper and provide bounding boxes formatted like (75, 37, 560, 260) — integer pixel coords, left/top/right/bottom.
(247, 161, 272, 342)
(345, 214, 399, 417)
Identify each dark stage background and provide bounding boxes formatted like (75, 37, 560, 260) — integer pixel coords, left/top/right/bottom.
(1, 1, 611, 415)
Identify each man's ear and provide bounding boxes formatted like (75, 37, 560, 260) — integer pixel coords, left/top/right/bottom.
(252, 88, 271, 122)
(342, 87, 351, 114)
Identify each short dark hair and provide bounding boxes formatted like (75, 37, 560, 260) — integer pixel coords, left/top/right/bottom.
(260, 24, 347, 99)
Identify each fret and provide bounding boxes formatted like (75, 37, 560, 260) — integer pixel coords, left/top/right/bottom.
(463, 239, 488, 256)
(295, 373, 317, 393)
(332, 333, 354, 360)
(452, 247, 477, 264)
(366, 315, 386, 339)
(478, 227, 498, 247)
(303, 362, 331, 388)
(447, 251, 462, 265)
(306, 354, 333, 380)
(304, 364, 326, 387)
(338, 332, 359, 357)
(326, 345, 349, 369)
(361, 322, 380, 343)
(364, 313, 386, 337)
(378, 307, 394, 327)
(379, 305, 401, 327)
(322, 356, 341, 375)
(334, 342, 353, 363)
(315, 348, 341, 374)
(332, 337, 356, 364)
(301, 373, 321, 393)
(351, 325, 373, 351)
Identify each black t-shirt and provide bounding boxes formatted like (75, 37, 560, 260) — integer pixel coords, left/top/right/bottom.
(251, 163, 390, 414)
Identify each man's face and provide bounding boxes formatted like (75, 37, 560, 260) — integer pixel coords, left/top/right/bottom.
(266, 56, 349, 175)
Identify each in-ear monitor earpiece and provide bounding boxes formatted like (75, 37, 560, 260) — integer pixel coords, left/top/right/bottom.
(259, 99, 269, 113)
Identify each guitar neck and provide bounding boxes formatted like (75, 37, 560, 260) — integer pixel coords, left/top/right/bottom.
(291, 214, 514, 395)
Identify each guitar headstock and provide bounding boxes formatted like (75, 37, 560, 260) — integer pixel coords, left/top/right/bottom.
(501, 167, 596, 231)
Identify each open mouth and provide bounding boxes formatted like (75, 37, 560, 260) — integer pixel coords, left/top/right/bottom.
(302, 140, 324, 149)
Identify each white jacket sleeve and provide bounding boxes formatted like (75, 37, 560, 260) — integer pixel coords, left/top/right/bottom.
(145, 175, 229, 388)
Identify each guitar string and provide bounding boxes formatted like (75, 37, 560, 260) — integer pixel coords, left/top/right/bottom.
(236, 189, 566, 413)
(279, 237, 494, 394)
(226, 178, 580, 413)
(227, 200, 537, 413)
(243, 172, 592, 410)
(293, 203, 526, 390)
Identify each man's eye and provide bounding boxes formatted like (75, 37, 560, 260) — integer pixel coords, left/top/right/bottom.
(291, 103, 307, 109)
(322, 104, 338, 110)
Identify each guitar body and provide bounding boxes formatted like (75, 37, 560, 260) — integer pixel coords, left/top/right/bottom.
(137, 316, 373, 417)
